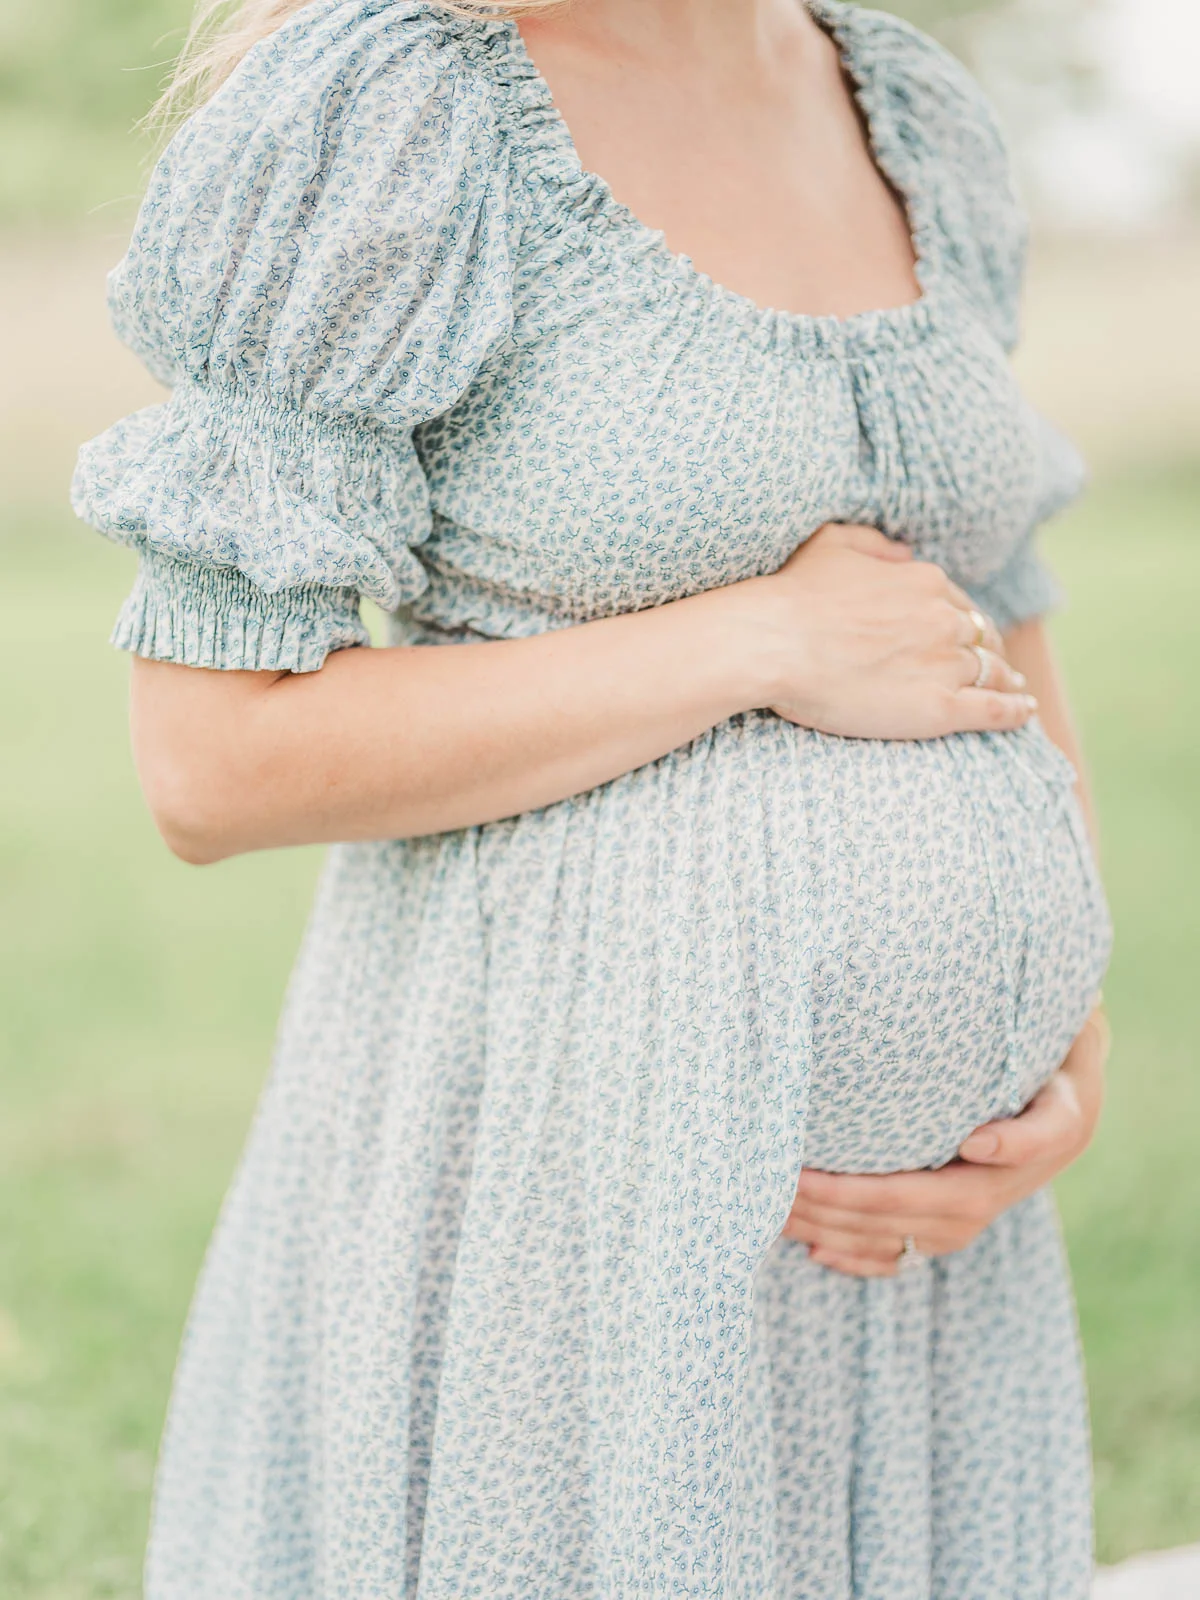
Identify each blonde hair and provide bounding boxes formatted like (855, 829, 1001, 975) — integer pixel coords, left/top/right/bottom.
(156, 0, 560, 125)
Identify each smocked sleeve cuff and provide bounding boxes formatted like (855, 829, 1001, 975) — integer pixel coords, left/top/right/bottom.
(113, 549, 369, 672)
(967, 532, 1065, 634)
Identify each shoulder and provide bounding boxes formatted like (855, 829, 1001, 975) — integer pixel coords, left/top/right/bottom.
(840, 3, 1013, 173)
(833, 2, 1027, 347)
(126, 0, 515, 299)
(111, 0, 518, 404)
(166, 0, 505, 204)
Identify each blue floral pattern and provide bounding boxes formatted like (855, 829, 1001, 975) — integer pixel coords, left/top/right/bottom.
(72, 3, 1112, 1595)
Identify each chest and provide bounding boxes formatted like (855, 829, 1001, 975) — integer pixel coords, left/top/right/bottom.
(416, 286, 1054, 616)
(515, 21, 922, 323)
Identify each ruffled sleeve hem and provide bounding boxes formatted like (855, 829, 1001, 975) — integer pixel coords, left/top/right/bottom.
(72, 376, 433, 669)
(967, 531, 1065, 633)
(113, 549, 368, 672)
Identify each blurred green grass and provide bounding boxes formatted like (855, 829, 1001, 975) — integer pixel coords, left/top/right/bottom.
(1046, 464, 1200, 1556)
(0, 0, 189, 225)
(0, 506, 323, 1598)
(0, 463, 1198, 1595)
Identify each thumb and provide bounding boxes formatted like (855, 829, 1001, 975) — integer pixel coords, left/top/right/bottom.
(958, 1075, 1082, 1167)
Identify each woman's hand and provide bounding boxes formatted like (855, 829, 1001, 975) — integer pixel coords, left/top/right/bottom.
(743, 522, 1036, 740)
(780, 1005, 1110, 1275)
(132, 517, 1037, 862)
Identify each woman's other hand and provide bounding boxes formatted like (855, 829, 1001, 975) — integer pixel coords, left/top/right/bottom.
(743, 522, 1036, 740)
(780, 1005, 1110, 1275)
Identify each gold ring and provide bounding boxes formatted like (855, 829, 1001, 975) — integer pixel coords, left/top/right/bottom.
(968, 608, 988, 649)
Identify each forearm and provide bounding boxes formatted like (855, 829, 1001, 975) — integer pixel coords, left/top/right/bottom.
(133, 524, 1042, 865)
(132, 583, 762, 863)
(1002, 617, 1098, 844)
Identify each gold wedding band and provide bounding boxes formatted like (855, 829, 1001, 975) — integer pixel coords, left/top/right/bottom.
(968, 608, 988, 649)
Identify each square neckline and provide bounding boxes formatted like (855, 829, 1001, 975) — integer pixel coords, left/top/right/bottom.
(504, 0, 941, 337)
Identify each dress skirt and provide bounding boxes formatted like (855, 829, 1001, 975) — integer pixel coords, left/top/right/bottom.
(145, 715, 1111, 1600)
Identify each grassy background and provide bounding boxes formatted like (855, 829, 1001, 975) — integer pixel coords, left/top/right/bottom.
(0, 0, 1198, 1594)
(0, 0, 191, 227)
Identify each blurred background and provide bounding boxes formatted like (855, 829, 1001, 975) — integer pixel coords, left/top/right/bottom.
(0, 0, 1197, 1594)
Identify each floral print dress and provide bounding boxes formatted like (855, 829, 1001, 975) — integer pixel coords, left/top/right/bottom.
(73, 2, 1112, 1595)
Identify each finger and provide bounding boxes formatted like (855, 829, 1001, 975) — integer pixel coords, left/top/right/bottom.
(783, 1217, 904, 1260)
(790, 1196, 998, 1254)
(787, 1196, 982, 1257)
(787, 1195, 918, 1238)
(809, 1248, 899, 1279)
(911, 563, 974, 611)
(958, 1073, 1082, 1168)
(797, 1167, 971, 1217)
(787, 1189, 944, 1239)
(959, 646, 1028, 695)
(817, 522, 913, 561)
(1058, 1010, 1109, 1121)
(793, 1168, 1017, 1254)
(945, 688, 1039, 733)
(954, 607, 1006, 657)
(799, 1161, 1024, 1223)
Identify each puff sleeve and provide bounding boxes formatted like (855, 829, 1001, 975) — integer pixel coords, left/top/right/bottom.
(967, 524, 1065, 634)
(858, 6, 1082, 626)
(71, 0, 514, 672)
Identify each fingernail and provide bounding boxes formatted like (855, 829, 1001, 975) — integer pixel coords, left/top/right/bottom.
(1023, 695, 1038, 711)
(1012, 670, 1026, 688)
(960, 1131, 999, 1159)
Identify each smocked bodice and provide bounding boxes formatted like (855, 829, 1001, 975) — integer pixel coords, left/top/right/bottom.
(73, 0, 1079, 670)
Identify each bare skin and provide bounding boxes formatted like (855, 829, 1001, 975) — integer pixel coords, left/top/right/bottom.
(131, 0, 1106, 1277)
(517, 0, 922, 319)
(132, 525, 1027, 862)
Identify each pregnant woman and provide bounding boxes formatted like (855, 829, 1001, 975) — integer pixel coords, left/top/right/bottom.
(74, 0, 1113, 1594)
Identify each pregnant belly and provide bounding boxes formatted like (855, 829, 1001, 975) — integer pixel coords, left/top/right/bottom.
(464, 713, 1111, 1174)
(795, 722, 1111, 1170)
(330, 713, 1110, 1190)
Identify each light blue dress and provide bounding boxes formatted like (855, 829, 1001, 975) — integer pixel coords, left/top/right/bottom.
(73, 3, 1113, 1595)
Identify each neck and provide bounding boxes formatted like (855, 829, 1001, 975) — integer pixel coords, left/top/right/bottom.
(537, 0, 821, 68)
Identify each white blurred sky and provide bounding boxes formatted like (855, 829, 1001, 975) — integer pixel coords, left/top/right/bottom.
(1022, 0, 1200, 227)
(1096, 0, 1200, 139)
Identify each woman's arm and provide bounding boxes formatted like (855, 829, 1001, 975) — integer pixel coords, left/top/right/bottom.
(132, 524, 1032, 864)
(785, 617, 1108, 1272)
(1003, 617, 1098, 842)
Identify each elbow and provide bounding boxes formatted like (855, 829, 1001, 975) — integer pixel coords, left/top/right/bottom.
(133, 714, 252, 865)
(129, 656, 281, 865)
(159, 814, 233, 868)
(140, 754, 243, 866)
